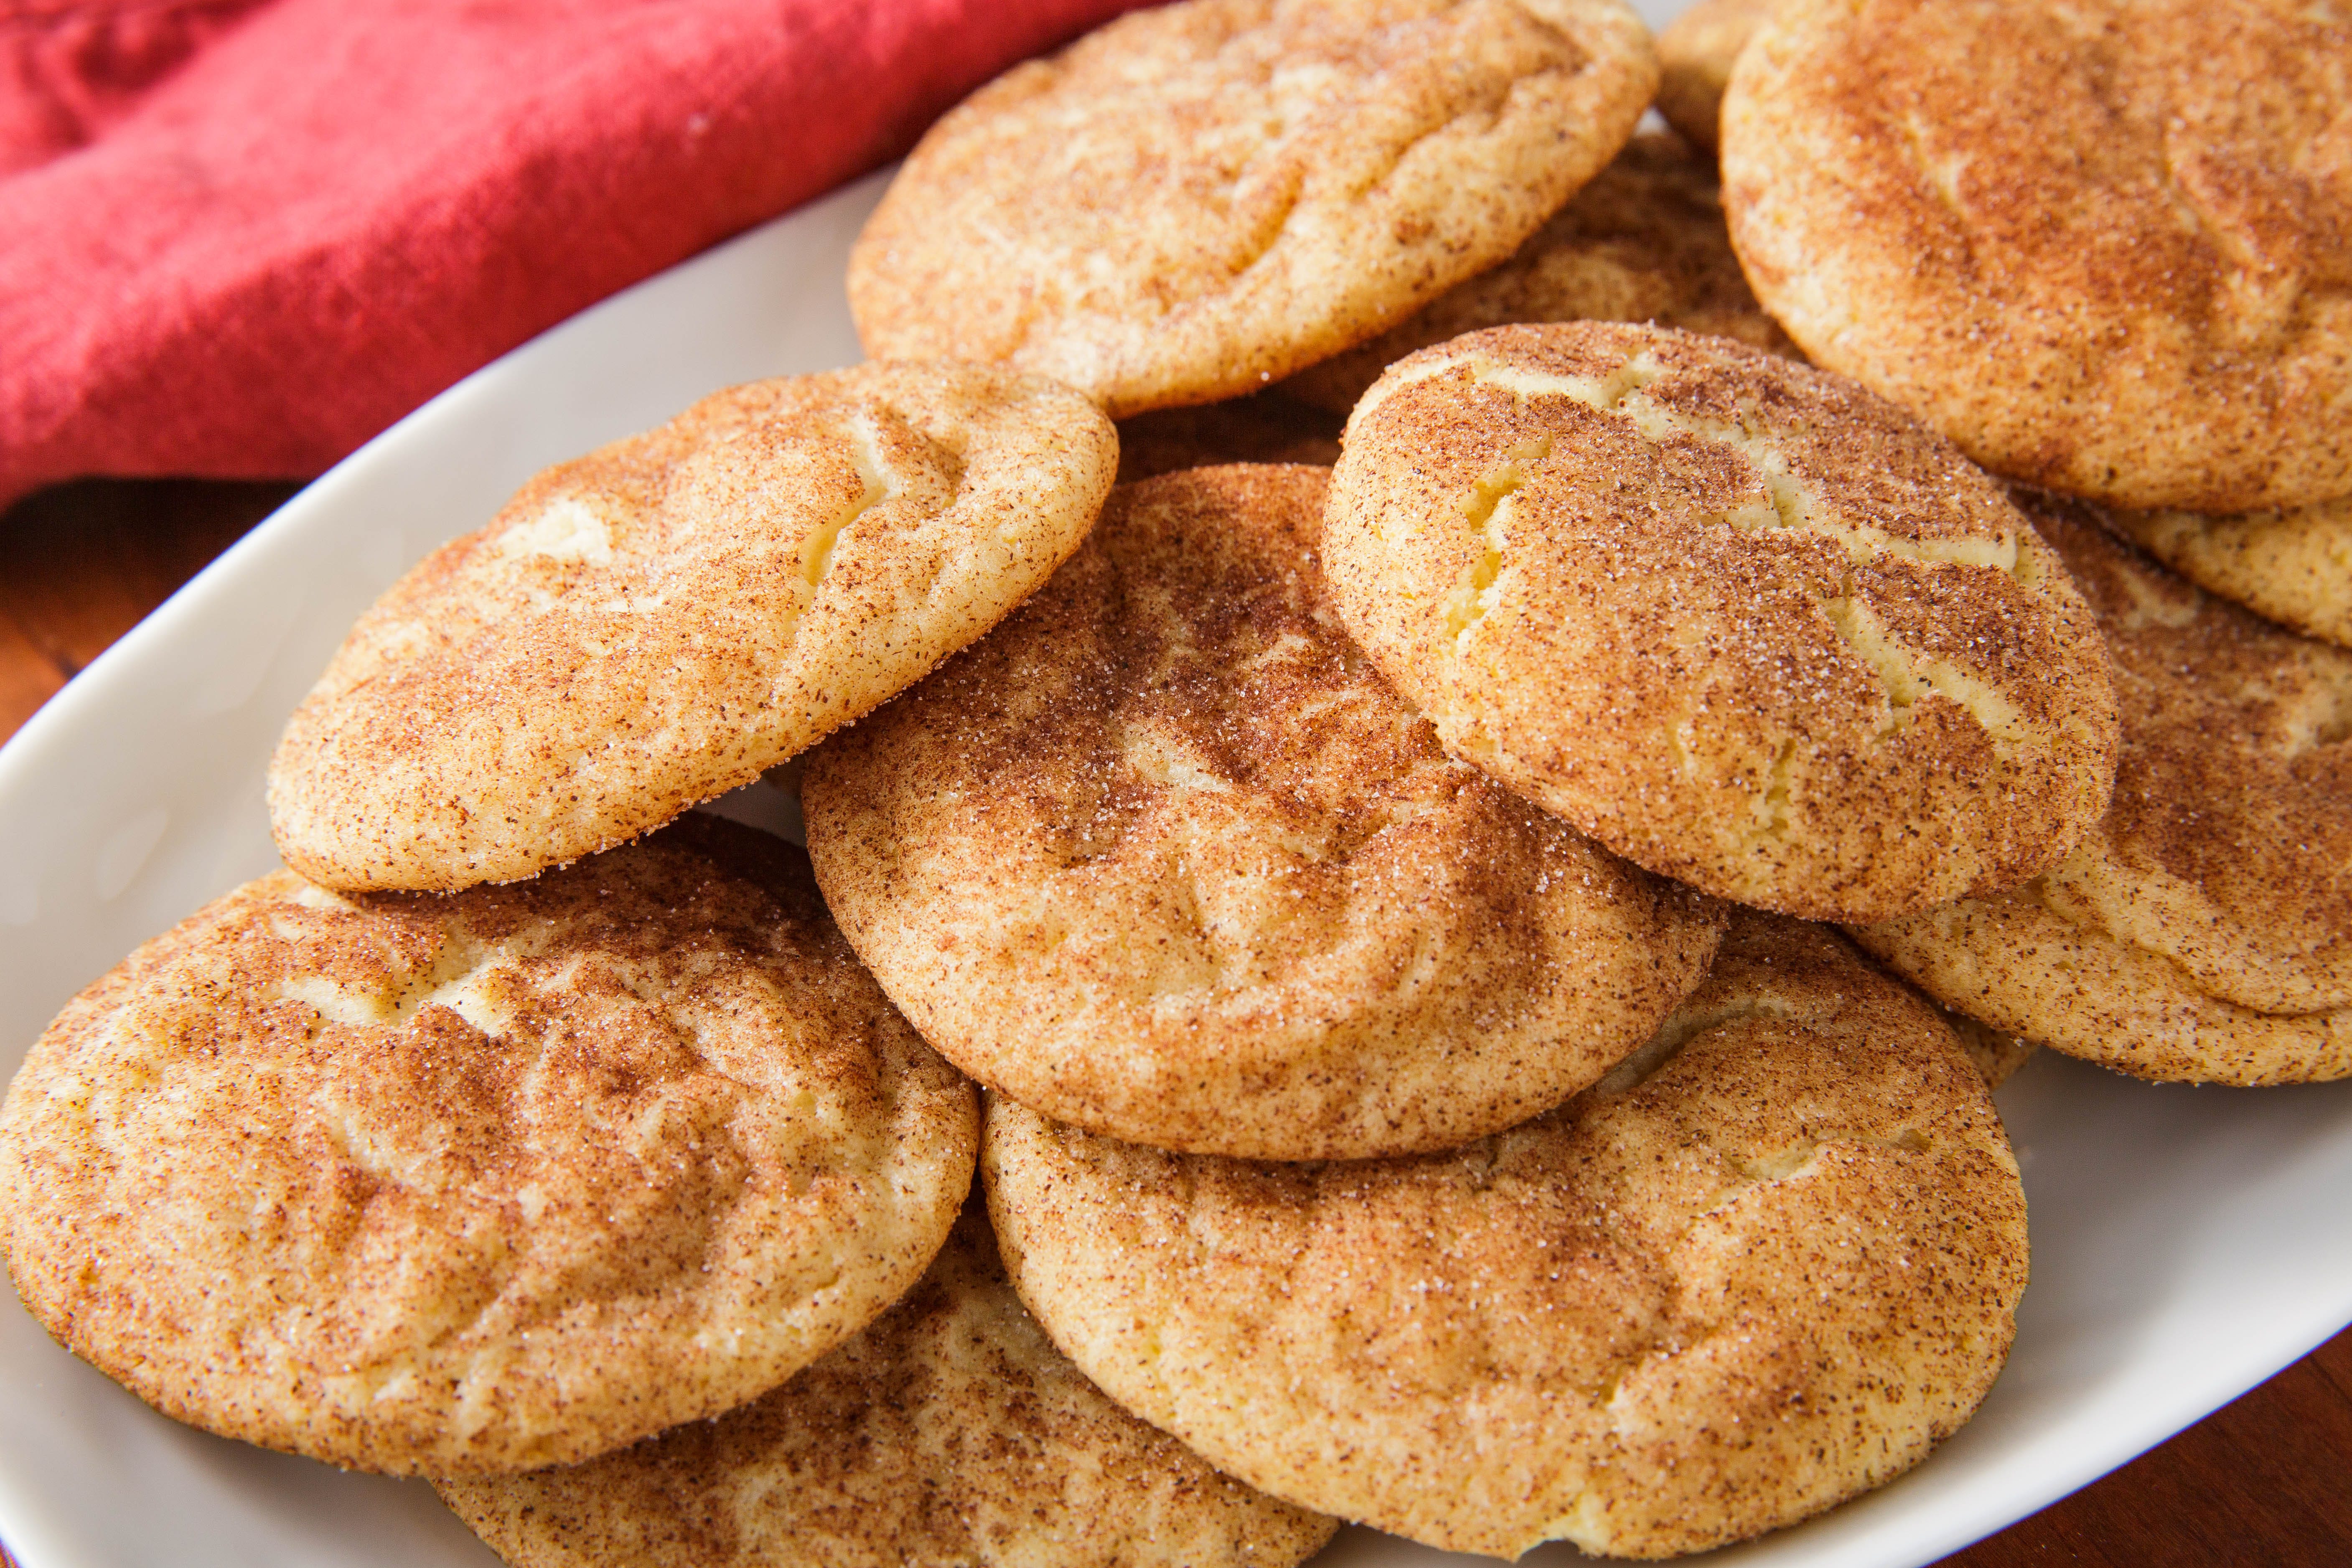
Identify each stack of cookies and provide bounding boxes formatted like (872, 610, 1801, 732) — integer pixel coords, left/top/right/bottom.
(1716, 0, 2351, 1088)
(2, 0, 2343, 1563)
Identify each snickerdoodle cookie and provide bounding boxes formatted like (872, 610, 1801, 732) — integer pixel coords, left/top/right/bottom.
(434, 1197, 1338, 1568)
(847, 0, 1658, 417)
(1850, 497, 2352, 1085)
(1284, 130, 1798, 414)
(984, 911, 2028, 1560)
(803, 465, 1724, 1161)
(1721, 0, 2352, 513)
(2104, 495, 2352, 651)
(0, 819, 978, 1475)
(269, 363, 1115, 891)
(1323, 323, 2119, 923)
(1653, 0, 1772, 155)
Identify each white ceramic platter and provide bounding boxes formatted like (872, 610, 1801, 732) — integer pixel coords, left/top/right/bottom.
(5, 82, 2352, 1568)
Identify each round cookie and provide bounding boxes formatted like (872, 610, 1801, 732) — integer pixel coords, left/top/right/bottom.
(1721, 0, 2352, 514)
(1323, 322, 2120, 923)
(1653, 0, 1773, 155)
(847, 0, 1659, 418)
(0, 818, 979, 1475)
(434, 1196, 1339, 1568)
(984, 911, 2029, 1560)
(1284, 130, 1799, 414)
(804, 464, 1726, 1161)
(2104, 495, 2352, 651)
(269, 363, 1116, 891)
(1849, 497, 2352, 1085)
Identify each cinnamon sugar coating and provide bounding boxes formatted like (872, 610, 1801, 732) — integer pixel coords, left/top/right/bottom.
(2106, 493, 2352, 651)
(984, 912, 2028, 1559)
(1285, 130, 1798, 414)
(1851, 498, 2352, 1084)
(848, 0, 1658, 417)
(805, 465, 1724, 1160)
(1721, 0, 2352, 513)
(1323, 323, 2119, 923)
(435, 1197, 1337, 1568)
(0, 820, 979, 1475)
(268, 363, 1114, 891)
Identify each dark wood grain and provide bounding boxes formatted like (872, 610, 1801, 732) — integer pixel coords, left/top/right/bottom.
(0, 478, 298, 733)
(0, 478, 2345, 1568)
(1942, 1325, 2352, 1566)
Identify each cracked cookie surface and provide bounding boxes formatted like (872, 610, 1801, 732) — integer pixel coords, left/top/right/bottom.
(1721, 0, 2352, 514)
(983, 911, 2028, 1560)
(847, 0, 1657, 418)
(1850, 497, 2352, 1085)
(804, 465, 1723, 1161)
(0, 818, 979, 1475)
(268, 363, 1115, 891)
(1323, 322, 2119, 922)
(2105, 493, 2352, 652)
(435, 1195, 1338, 1568)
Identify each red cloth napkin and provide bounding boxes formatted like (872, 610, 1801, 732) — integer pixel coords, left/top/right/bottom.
(0, 0, 1154, 508)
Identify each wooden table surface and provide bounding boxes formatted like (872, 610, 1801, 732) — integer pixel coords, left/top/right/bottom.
(1, 477, 2347, 1567)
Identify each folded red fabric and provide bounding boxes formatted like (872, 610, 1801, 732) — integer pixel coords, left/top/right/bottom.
(0, 0, 1153, 508)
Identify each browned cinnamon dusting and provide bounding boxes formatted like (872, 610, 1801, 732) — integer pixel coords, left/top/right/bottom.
(805, 463, 1724, 1161)
(1286, 130, 1798, 412)
(1852, 498, 2352, 1083)
(436, 1196, 1337, 1568)
(1722, 0, 2352, 513)
(0, 819, 978, 1474)
(1325, 322, 2120, 922)
(268, 365, 1114, 892)
(985, 912, 2028, 1559)
(2108, 495, 2352, 651)
(849, 0, 1658, 415)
